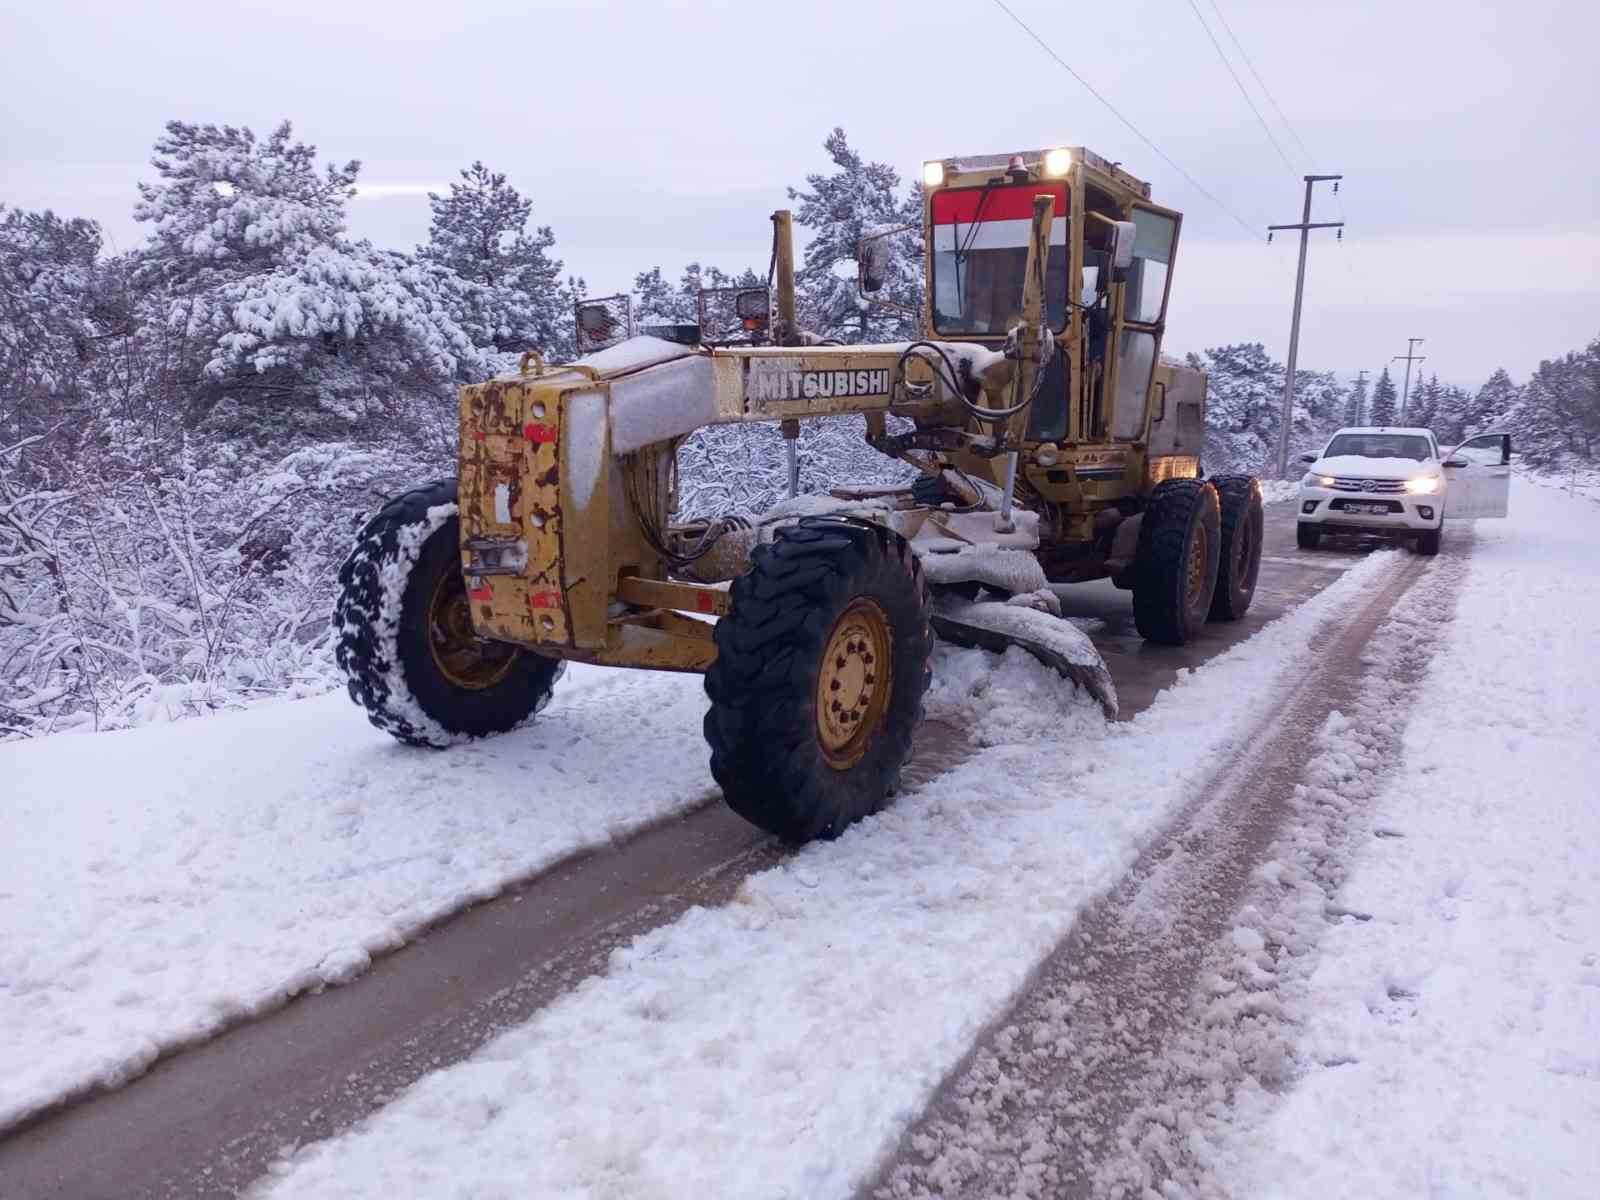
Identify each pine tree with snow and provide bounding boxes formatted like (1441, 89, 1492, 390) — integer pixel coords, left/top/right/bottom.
(632, 266, 686, 326)
(1468, 368, 1520, 437)
(788, 128, 922, 342)
(423, 162, 575, 358)
(132, 120, 488, 440)
(1343, 371, 1368, 426)
(1431, 383, 1473, 444)
(0, 207, 104, 441)
(1369, 367, 1398, 425)
(134, 121, 357, 291)
(1407, 373, 1441, 430)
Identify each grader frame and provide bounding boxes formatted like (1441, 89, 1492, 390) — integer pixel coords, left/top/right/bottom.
(456, 148, 1210, 676)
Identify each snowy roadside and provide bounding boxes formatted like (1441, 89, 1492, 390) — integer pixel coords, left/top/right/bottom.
(1214, 478, 1600, 1196)
(251, 551, 1404, 1199)
(1518, 462, 1600, 505)
(0, 664, 713, 1131)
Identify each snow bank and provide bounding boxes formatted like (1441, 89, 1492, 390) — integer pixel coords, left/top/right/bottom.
(0, 665, 713, 1130)
(1220, 478, 1600, 1196)
(254, 551, 1402, 1200)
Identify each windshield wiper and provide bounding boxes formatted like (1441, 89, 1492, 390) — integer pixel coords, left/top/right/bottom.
(950, 182, 998, 320)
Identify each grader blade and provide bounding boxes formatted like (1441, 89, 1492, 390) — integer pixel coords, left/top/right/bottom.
(930, 600, 1119, 719)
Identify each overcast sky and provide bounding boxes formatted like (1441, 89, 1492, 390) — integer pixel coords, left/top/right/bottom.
(4, 0, 1596, 384)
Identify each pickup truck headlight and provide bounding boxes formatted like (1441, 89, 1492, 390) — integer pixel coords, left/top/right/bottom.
(1303, 473, 1336, 488)
(1405, 476, 1441, 494)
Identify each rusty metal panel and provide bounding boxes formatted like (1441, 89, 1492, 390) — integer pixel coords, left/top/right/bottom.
(458, 376, 570, 648)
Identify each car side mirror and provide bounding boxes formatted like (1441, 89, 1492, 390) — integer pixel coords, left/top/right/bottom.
(1443, 457, 1468, 469)
(1298, 452, 1317, 464)
(857, 233, 891, 295)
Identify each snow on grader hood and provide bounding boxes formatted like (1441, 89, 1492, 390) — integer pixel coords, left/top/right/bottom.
(337, 176, 1260, 845)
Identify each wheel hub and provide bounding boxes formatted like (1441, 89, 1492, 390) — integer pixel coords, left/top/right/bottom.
(1186, 525, 1210, 609)
(428, 571, 518, 690)
(815, 598, 893, 770)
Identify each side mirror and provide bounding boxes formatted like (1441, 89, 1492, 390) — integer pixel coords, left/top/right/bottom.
(857, 234, 891, 295)
(1298, 452, 1318, 464)
(1109, 220, 1137, 277)
(1443, 458, 1468, 469)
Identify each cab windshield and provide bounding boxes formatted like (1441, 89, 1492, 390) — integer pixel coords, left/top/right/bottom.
(930, 183, 1068, 336)
(1323, 433, 1433, 461)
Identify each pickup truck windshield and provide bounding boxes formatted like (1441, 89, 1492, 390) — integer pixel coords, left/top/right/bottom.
(1323, 434, 1433, 461)
(930, 183, 1067, 336)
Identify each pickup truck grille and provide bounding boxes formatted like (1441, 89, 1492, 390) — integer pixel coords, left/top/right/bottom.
(1328, 476, 1407, 493)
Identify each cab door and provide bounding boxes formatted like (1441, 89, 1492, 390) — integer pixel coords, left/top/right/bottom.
(1444, 433, 1512, 518)
(1108, 203, 1180, 443)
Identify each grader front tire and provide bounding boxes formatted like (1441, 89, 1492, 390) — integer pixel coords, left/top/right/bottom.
(333, 479, 565, 747)
(704, 518, 932, 843)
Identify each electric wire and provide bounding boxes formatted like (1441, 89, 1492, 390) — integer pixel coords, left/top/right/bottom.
(1205, 0, 1318, 172)
(1183, 0, 1299, 184)
(986, 0, 1263, 240)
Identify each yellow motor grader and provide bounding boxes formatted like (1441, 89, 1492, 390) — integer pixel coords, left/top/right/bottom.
(335, 146, 1264, 843)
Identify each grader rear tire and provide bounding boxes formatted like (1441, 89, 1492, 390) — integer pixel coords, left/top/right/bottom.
(1208, 474, 1264, 621)
(1132, 479, 1222, 646)
(704, 517, 932, 843)
(334, 479, 564, 747)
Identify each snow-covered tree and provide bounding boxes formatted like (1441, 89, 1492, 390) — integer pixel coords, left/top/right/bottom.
(632, 262, 765, 331)
(1406, 373, 1441, 430)
(1468, 368, 1520, 437)
(130, 121, 490, 441)
(1187, 343, 1341, 474)
(1505, 344, 1598, 464)
(134, 121, 356, 290)
(0, 207, 103, 442)
(1369, 367, 1398, 425)
(788, 128, 922, 342)
(422, 162, 576, 358)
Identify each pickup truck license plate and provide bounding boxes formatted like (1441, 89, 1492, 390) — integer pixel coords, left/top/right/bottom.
(1347, 503, 1388, 514)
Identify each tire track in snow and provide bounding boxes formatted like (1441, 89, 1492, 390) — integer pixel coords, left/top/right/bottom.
(869, 542, 1468, 1200)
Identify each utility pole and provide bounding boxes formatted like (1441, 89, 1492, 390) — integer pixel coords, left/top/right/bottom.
(1270, 175, 1344, 477)
(1393, 338, 1426, 421)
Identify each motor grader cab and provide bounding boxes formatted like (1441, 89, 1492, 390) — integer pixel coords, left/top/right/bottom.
(334, 145, 1264, 846)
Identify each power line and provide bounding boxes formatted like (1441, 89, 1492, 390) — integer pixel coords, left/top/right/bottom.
(1183, 0, 1299, 183)
(987, 0, 1262, 240)
(1204, 0, 1318, 171)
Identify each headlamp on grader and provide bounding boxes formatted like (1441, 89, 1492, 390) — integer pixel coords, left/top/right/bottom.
(334, 146, 1264, 844)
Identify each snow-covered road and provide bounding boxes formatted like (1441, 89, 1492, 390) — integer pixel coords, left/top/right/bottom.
(242, 550, 1406, 1199)
(1218, 477, 1600, 1197)
(9, 481, 1592, 1200)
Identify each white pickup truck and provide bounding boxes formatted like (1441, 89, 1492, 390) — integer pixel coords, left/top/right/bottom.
(1295, 426, 1511, 555)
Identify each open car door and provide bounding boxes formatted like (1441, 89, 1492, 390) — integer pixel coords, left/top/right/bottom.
(1444, 433, 1512, 518)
